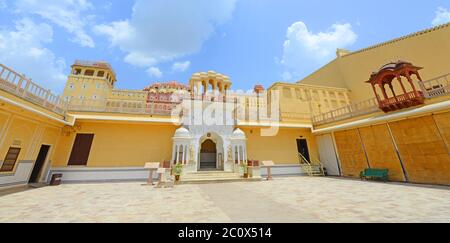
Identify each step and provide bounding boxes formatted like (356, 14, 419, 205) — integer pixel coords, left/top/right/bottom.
(179, 172, 262, 184)
(184, 172, 239, 177)
(179, 177, 262, 185)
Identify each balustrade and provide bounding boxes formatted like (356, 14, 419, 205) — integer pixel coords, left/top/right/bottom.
(0, 64, 67, 116)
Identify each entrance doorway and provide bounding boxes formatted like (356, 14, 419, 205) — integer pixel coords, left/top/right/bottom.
(200, 139, 217, 170)
(29, 145, 50, 183)
(297, 139, 310, 162)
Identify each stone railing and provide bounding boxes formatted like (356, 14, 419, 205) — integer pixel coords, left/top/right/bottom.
(312, 97, 379, 126)
(421, 73, 449, 98)
(74, 60, 114, 72)
(111, 90, 148, 100)
(67, 98, 180, 116)
(281, 112, 311, 121)
(0, 64, 67, 116)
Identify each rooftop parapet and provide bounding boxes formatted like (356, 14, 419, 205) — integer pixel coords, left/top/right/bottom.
(0, 63, 68, 116)
(72, 60, 116, 77)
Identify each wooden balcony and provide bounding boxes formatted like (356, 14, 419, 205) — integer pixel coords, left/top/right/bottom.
(378, 91, 425, 112)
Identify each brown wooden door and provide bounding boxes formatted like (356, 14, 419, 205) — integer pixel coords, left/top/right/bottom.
(68, 134, 94, 166)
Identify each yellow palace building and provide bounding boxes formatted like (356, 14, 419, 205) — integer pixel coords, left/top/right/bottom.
(0, 23, 449, 188)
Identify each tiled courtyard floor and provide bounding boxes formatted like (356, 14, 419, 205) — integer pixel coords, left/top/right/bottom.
(0, 177, 449, 223)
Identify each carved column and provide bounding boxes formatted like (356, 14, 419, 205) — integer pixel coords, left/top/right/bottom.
(405, 73, 418, 93)
(371, 84, 380, 103)
(389, 83, 398, 101)
(397, 75, 407, 94)
(380, 84, 389, 99)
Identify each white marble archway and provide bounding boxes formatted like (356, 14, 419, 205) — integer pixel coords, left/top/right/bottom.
(197, 132, 225, 171)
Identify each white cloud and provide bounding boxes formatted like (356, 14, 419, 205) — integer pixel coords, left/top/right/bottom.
(95, 0, 237, 77)
(0, 0, 7, 9)
(14, 0, 95, 47)
(280, 21, 357, 80)
(146, 67, 162, 78)
(432, 7, 450, 26)
(172, 61, 191, 72)
(0, 18, 67, 92)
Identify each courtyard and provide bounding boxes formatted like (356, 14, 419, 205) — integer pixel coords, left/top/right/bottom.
(0, 177, 449, 223)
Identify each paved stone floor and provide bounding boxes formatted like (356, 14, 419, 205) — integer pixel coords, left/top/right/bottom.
(0, 177, 449, 223)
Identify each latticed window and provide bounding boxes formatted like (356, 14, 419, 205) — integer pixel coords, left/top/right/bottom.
(0, 147, 21, 172)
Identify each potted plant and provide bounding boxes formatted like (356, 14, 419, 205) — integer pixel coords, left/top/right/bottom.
(173, 163, 184, 182)
(240, 161, 249, 179)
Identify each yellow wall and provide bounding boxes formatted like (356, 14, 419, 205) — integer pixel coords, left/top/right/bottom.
(0, 105, 63, 180)
(53, 121, 177, 167)
(358, 125, 406, 182)
(240, 127, 318, 164)
(63, 64, 116, 102)
(269, 83, 351, 118)
(331, 112, 450, 185)
(334, 129, 369, 177)
(389, 115, 450, 185)
(434, 112, 450, 147)
(301, 24, 450, 103)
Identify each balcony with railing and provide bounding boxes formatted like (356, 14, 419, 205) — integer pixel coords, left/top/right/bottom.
(421, 73, 449, 98)
(0, 64, 68, 116)
(312, 72, 450, 127)
(312, 98, 379, 126)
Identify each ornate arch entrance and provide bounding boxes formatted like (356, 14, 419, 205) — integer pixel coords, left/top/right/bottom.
(200, 139, 217, 170)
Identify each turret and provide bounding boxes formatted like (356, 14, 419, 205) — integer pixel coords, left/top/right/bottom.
(62, 60, 117, 102)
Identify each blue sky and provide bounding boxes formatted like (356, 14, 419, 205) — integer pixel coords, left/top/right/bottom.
(0, 0, 449, 94)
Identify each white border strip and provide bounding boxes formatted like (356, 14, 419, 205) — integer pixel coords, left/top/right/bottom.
(0, 95, 73, 125)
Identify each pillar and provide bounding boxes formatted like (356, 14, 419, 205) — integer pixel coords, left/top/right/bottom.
(415, 71, 426, 92)
(405, 73, 418, 93)
(212, 80, 218, 92)
(184, 145, 188, 164)
(389, 83, 398, 101)
(397, 76, 407, 94)
(173, 145, 178, 164)
(371, 84, 380, 102)
(380, 84, 389, 99)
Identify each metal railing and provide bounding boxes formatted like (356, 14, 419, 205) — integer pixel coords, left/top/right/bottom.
(298, 153, 325, 177)
(0, 64, 67, 116)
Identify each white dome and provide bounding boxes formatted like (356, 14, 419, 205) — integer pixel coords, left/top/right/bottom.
(232, 128, 246, 139)
(174, 127, 190, 138)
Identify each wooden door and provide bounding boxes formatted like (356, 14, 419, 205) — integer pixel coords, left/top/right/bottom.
(68, 134, 94, 166)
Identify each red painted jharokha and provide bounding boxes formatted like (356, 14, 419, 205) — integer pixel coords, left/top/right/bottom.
(366, 61, 425, 113)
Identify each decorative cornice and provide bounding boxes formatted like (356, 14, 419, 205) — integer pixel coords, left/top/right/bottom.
(344, 22, 450, 58)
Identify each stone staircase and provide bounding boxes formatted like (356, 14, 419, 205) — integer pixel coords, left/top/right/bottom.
(180, 171, 262, 184)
